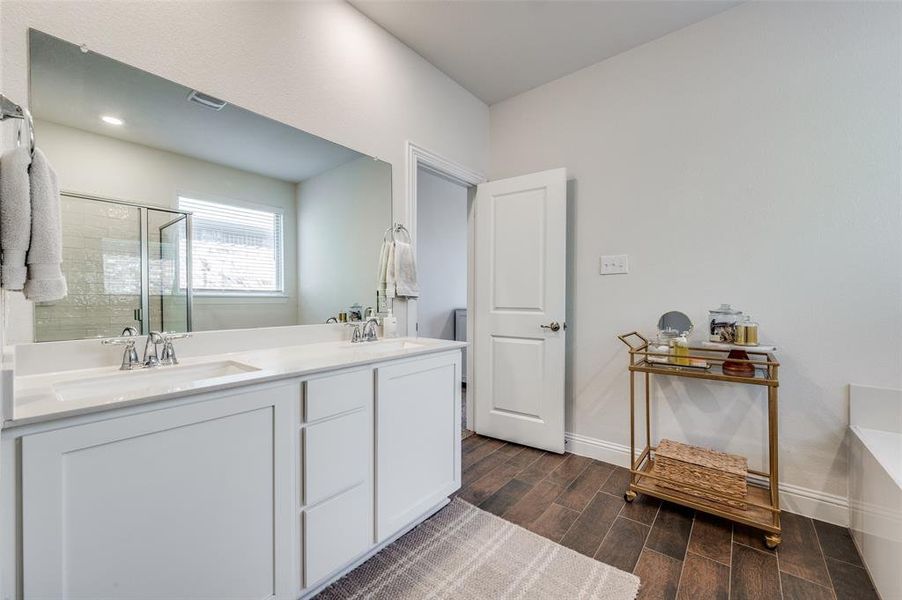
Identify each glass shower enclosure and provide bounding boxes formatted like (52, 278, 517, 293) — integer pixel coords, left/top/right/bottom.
(34, 192, 193, 342)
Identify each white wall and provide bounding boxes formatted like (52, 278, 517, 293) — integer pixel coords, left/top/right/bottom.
(0, 0, 489, 342)
(489, 2, 902, 510)
(416, 168, 467, 340)
(35, 119, 300, 334)
(297, 156, 391, 323)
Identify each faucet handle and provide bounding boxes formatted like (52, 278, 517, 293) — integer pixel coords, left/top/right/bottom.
(102, 336, 141, 370)
(162, 332, 191, 341)
(159, 332, 190, 365)
(102, 336, 138, 346)
(160, 340, 178, 366)
(349, 322, 364, 343)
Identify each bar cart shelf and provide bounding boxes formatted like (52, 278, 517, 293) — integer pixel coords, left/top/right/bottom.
(617, 332, 782, 548)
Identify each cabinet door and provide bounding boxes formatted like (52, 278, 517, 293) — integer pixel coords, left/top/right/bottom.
(375, 352, 461, 541)
(303, 484, 371, 588)
(22, 383, 297, 600)
(304, 409, 369, 507)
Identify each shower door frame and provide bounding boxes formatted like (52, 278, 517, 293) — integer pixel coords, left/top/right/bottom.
(56, 191, 194, 336)
(153, 211, 193, 334)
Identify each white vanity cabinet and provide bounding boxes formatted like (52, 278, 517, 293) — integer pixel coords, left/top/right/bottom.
(19, 381, 298, 600)
(3, 345, 463, 600)
(376, 353, 462, 541)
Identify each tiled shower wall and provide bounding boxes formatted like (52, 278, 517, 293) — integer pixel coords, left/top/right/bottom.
(34, 197, 142, 342)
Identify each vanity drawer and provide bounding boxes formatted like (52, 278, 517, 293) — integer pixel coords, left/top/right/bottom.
(304, 369, 372, 423)
(304, 409, 369, 506)
(303, 484, 370, 589)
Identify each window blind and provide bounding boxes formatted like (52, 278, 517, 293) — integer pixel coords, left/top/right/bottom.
(178, 196, 283, 294)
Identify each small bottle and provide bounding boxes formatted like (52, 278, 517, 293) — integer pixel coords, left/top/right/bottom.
(382, 314, 398, 338)
(671, 332, 690, 366)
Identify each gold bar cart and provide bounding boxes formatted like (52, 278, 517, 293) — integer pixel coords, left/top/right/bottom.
(617, 332, 782, 548)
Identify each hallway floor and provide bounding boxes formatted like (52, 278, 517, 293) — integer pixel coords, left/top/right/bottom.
(455, 434, 877, 600)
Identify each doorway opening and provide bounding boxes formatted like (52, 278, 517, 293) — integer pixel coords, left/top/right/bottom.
(404, 142, 484, 433)
(416, 167, 471, 433)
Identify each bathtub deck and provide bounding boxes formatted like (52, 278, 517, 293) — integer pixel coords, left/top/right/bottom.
(850, 425, 902, 600)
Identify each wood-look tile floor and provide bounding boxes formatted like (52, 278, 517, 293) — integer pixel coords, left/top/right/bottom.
(454, 434, 879, 600)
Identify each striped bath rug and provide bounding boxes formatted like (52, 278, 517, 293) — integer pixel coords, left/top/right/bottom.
(317, 498, 639, 599)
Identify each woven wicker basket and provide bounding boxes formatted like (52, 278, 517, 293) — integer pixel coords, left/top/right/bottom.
(652, 439, 748, 509)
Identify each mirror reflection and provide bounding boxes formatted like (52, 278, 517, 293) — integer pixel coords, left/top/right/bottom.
(29, 30, 392, 342)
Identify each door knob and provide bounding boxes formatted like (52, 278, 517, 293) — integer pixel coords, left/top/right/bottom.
(540, 321, 562, 332)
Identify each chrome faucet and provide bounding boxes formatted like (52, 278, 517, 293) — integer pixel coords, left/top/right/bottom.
(349, 318, 380, 343)
(143, 331, 164, 367)
(363, 318, 379, 342)
(102, 329, 190, 369)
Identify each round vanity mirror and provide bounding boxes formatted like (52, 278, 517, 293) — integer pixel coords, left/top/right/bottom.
(657, 311, 693, 334)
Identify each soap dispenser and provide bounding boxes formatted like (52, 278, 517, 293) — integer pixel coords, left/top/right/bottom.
(671, 332, 690, 366)
(382, 313, 398, 338)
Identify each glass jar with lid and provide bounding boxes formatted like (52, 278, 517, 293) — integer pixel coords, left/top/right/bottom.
(734, 315, 759, 346)
(708, 304, 743, 342)
(647, 329, 678, 363)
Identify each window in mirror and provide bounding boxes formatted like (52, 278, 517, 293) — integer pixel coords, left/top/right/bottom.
(178, 196, 284, 295)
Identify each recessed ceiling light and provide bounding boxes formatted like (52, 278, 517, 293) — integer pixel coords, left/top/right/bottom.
(101, 115, 124, 126)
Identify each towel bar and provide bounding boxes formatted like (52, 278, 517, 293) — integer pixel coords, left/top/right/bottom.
(0, 93, 35, 158)
(382, 223, 412, 244)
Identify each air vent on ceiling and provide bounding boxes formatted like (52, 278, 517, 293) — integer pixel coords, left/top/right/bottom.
(187, 90, 228, 111)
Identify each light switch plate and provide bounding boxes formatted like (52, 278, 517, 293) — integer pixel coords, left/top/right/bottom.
(600, 254, 629, 275)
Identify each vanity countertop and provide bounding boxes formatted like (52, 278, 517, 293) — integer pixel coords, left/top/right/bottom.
(7, 337, 466, 429)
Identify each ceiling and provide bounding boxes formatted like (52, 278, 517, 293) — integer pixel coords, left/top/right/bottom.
(350, 0, 741, 105)
(30, 30, 363, 183)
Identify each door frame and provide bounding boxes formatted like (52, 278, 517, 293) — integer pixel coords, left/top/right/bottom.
(404, 141, 484, 430)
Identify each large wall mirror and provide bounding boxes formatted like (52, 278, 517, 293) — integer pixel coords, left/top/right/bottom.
(28, 30, 392, 342)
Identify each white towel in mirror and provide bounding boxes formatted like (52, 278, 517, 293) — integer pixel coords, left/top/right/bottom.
(24, 148, 67, 302)
(0, 145, 32, 290)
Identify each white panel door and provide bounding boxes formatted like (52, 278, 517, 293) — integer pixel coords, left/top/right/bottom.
(21, 383, 297, 600)
(474, 168, 567, 452)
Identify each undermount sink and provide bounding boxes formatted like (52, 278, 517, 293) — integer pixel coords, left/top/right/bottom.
(53, 360, 261, 404)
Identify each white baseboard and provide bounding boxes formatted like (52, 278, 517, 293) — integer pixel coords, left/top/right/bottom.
(565, 432, 634, 469)
(564, 432, 850, 527)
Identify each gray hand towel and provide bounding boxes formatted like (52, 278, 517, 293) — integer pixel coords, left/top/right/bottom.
(24, 148, 67, 302)
(0, 145, 32, 290)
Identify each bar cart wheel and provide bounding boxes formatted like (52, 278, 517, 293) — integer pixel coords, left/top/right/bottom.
(764, 534, 782, 549)
(624, 490, 637, 503)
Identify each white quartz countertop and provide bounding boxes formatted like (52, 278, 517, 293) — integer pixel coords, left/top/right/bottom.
(7, 337, 466, 428)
